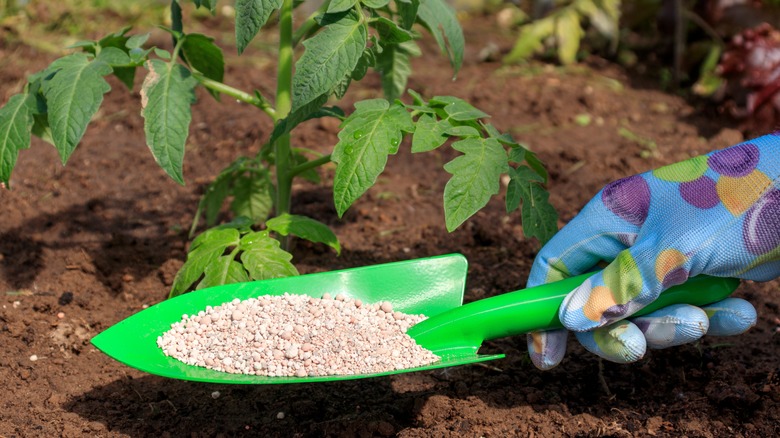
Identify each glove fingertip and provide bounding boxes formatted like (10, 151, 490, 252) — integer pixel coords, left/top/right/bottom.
(703, 298, 757, 336)
(575, 321, 647, 364)
(527, 330, 567, 370)
(632, 304, 709, 349)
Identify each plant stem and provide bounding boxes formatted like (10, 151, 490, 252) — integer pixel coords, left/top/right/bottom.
(171, 34, 185, 65)
(195, 74, 276, 120)
(275, 0, 295, 249)
(292, 0, 330, 48)
(290, 154, 332, 177)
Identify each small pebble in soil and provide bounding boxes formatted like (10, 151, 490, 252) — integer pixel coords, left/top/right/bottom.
(157, 293, 439, 377)
(276, 412, 285, 420)
(57, 312, 65, 319)
(29, 355, 38, 362)
(211, 391, 220, 399)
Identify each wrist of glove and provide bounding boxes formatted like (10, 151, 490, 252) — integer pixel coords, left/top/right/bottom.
(526, 134, 779, 370)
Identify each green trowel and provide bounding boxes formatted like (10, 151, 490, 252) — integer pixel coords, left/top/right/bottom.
(91, 254, 738, 384)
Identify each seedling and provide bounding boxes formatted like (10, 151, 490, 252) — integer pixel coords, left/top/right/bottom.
(0, 1, 557, 297)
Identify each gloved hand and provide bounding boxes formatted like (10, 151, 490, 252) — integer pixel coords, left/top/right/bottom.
(526, 134, 780, 370)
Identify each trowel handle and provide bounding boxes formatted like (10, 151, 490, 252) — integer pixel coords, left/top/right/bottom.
(408, 275, 739, 354)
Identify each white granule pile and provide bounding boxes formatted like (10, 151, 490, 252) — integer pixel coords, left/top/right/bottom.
(157, 293, 440, 377)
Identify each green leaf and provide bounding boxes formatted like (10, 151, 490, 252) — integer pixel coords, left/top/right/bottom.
(31, 113, 53, 145)
(524, 150, 548, 183)
(483, 122, 520, 146)
(171, 0, 184, 34)
(43, 53, 112, 165)
(203, 174, 232, 226)
(555, 9, 583, 65)
(483, 122, 548, 182)
(396, 0, 419, 30)
(292, 11, 367, 113)
(416, 0, 464, 74)
(113, 68, 137, 90)
(411, 114, 450, 153)
(181, 33, 225, 84)
(376, 43, 412, 102)
(506, 165, 540, 212)
(443, 137, 509, 231)
(96, 29, 139, 89)
(25, 80, 53, 145)
(96, 47, 131, 66)
(328, 0, 357, 13)
(407, 88, 426, 105)
(67, 40, 98, 52)
(98, 26, 132, 51)
(195, 0, 219, 14)
(332, 73, 352, 100)
(430, 96, 489, 121)
(215, 216, 254, 232)
(444, 125, 480, 137)
(126, 33, 150, 49)
(140, 59, 198, 185)
(129, 47, 152, 64)
(235, 0, 284, 54)
(0, 94, 34, 186)
(198, 255, 249, 290)
(190, 157, 257, 236)
(170, 227, 241, 297)
(372, 17, 415, 44)
(507, 145, 526, 163)
(267, 213, 341, 254)
(362, 0, 389, 7)
(230, 174, 273, 225)
(239, 232, 299, 280)
(27, 72, 51, 110)
(351, 47, 376, 81)
(154, 48, 172, 60)
(332, 99, 413, 216)
(506, 166, 558, 244)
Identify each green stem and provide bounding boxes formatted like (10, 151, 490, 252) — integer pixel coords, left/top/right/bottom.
(275, 0, 295, 250)
(170, 33, 185, 64)
(194, 73, 276, 120)
(292, 0, 330, 47)
(290, 154, 332, 177)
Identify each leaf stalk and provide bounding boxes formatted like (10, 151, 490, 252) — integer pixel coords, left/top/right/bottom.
(292, 0, 331, 47)
(290, 154, 332, 177)
(194, 73, 276, 119)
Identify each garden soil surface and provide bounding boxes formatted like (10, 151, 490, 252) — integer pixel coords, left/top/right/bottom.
(0, 14, 778, 438)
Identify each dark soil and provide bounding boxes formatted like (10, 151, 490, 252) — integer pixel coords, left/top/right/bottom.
(0, 13, 777, 438)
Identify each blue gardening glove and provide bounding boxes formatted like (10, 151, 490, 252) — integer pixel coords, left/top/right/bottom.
(526, 134, 780, 370)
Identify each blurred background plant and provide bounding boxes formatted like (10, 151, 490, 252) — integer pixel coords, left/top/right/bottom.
(5, 0, 780, 130)
(1, 0, 172, 52)
(498, 0, 780, 130)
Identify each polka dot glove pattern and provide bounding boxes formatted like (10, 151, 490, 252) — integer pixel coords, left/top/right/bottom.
(525, 134, 779, 369)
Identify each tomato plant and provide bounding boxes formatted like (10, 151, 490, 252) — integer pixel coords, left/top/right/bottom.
(0, 0, 557, 297)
